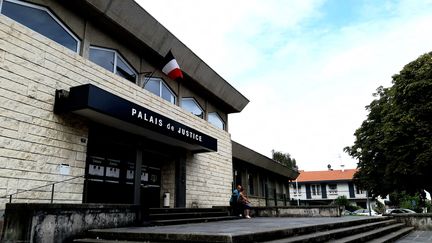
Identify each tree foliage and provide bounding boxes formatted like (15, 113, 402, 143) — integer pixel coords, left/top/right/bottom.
(272, 150, 298, 170)
(345, 52, 432, 198)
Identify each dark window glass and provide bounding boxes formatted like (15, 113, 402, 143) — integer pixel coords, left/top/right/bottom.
(116, 56, 137, 83)
(248, 173, 254, 195)
(89, 48, 114, 72)
(89, 46, 137, 83)
(1, 0, 79, 52)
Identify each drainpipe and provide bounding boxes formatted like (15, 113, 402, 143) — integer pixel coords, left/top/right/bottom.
(296, 179, 300, 206)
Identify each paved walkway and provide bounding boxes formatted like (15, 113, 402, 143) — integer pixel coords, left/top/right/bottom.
(396, 231, 432, 242)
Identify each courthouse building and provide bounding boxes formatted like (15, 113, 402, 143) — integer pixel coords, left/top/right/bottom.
(0, 0, 297, 209)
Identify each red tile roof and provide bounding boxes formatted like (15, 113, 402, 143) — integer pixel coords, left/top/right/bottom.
(296, 169, 357, 182)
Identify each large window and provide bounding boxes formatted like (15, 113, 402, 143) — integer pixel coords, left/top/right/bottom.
(144, 77, 176, 104)
(248, 173, 254, 195)
(328, 184, 338, 195)
(208, 112, 225, 130)
(0, 0, 80, 52)
(292, 184, 302, 196)
(181, 98, 203, 118)
(89, 46, 137, 83)
(311, 184, 321, 196)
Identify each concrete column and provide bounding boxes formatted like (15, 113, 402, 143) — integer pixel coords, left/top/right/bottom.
(175, 153, 186, 207)
(134, 149, 142, 205)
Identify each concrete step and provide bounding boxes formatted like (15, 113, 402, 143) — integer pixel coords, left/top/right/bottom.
(151, 215, 239, 226)
(149, 211, 229, 220)
(75, 217, 391, 243)
(149, 207, 226, 214)
(236, 217, 389, 242)
(261, 219, 398, 243)
(329, 222, 406, 243)
(367, 227, 414, 243)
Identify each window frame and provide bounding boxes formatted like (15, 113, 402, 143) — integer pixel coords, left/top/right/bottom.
(143, 77, 177, 104)
(181, 97, 204, 118)
(207, 112, 225, 130)
(328, 184, 338, 195)
(89, 46, 138, 83)
(248, 172, 255, 196)
(311, 184, 321, 196)
(0, 0, 80, 53)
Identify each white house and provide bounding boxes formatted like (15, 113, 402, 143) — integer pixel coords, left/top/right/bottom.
(290, 169, 368, 208)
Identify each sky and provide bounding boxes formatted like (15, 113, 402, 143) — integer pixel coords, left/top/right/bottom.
(136, 0, 432, 171)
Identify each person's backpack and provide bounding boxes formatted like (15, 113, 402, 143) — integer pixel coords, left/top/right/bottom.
(229, 191, 238, 205)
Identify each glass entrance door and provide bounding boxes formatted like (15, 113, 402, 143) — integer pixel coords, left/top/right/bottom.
(85, 138, 135, 204)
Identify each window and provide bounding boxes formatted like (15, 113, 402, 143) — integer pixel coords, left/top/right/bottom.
(181, 98, 203, 118)
(328, 184, 338, 195)
(355, 185, 364, 194)
(248, 173, 254, 195)
(144, 77, 176, 104)
(292, 184, 302, 195)
(89, 46, 137, 83)
(311, 184, 321, 196)
(208, 112, 225, 130)
(0, 0, 79, 52)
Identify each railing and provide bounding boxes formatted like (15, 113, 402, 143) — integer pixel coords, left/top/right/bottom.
(2, 175, 85, 204)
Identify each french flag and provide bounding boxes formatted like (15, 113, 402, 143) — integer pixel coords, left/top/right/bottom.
(162, 50, 183, 80)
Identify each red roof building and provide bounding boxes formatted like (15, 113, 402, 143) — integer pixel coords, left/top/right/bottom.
(290, 168, 367, 208)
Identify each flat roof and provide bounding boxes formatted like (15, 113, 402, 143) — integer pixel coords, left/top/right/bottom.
(232, 141, 299, 179)
(63, 0, 249, 113)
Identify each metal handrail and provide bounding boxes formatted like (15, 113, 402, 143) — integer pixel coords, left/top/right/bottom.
(2, 175, 85, 203)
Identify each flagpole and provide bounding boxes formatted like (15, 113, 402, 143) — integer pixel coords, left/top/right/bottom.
(140, 68, 157, 88)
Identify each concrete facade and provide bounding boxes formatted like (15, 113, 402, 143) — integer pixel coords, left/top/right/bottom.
(0, 0, 298, 213)
(0, 3, 231, 209)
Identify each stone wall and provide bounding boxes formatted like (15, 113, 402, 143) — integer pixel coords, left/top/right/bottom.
(389, 214, 432, 230)
(0, 15, 232, 209)
(1, 203, 139, 243)
(253, 206, 341, 217)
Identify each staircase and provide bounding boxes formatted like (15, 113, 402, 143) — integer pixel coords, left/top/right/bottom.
(74, 216, 414, 243)
(260, 218, 413, 243)
(147, 207, 238, 226)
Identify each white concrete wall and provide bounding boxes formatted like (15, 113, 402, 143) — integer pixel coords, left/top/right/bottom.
(289, 182, 367, 202)
(0, 16, 232, 209)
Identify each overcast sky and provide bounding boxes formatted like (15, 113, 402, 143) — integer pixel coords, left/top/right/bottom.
(137, 0, 432, 171)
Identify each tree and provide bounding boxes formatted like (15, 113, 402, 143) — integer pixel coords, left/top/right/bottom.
(272, 150, 298, 170)
(345, 52, 432, 198)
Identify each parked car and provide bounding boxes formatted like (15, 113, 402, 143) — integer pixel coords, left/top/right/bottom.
(342, 210, 353, 216)
(385, 208, 416, 214)
(352, 209, 380, 216)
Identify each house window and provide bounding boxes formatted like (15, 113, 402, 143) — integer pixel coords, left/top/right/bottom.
(144, 77, 176, 104)
(89, 46, 137, 83)
(0, 0, 80, 52)
(181, 98, 204, 118)
(292, 184, 302, 196)
(248, 173, 254, 195)
(311, 184, 321, 196)
(208, 112, 225, 130)
(355, 185, 364, 194)
(328, 184, 338, 195)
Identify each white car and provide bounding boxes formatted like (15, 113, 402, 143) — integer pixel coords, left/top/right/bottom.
(385, 208, 416, 214)
(353, 209, 380, 216)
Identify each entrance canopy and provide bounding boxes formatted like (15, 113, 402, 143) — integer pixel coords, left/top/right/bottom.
(54, 84, 217, 153)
